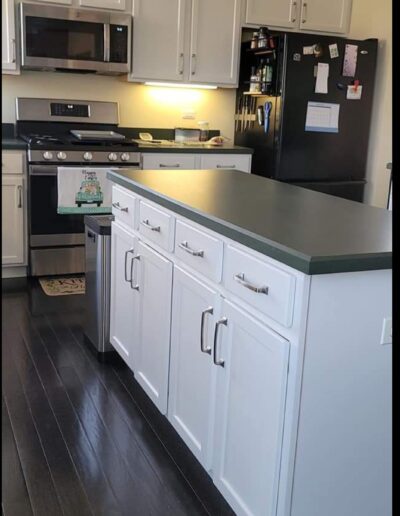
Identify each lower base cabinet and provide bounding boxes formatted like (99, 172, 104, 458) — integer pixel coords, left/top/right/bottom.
(133, 240, 173, 414)
(212, 299, 290, 516)
(2, 175, 25, 266)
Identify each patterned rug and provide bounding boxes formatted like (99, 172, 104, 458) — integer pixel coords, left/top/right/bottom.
(39, 276, 85, 296)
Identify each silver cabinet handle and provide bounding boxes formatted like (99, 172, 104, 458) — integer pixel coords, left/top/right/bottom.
(213, 317, 227, 367)
(124, 248, 134, 282)
(179, 52, 184, 75)
(200, 307, 213, 355)
(130, 255, 141, 291)
(291, 1, 297, 22)
(302, 1, 307, 23)
(17, 185, 22, 208)
(12, 39, 16, 63)
(178, 240, 204, 257)
(159, 163, 181, 168)
(112, 201, 128, 212)
(216, 165, 236, 169)
(191, 53, 196, 75)
(234, 273, 269, 295)
(140, 219, 161, 232)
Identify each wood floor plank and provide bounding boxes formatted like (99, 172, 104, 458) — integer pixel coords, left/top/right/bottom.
(2, 397, 33, 516)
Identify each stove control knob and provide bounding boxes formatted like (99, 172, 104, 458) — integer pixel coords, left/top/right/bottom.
(83, 152, 93, 161)
(57, 151, 67, 161)
(121, 153, 130, 161)
(43, 151, 53, 161)
(108, 152, 118, 162)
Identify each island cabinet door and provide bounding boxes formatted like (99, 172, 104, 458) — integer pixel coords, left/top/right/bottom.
(168, 266, 220, 471)
(133, 241, 173, 414)
(110, 222, 138, 369)
(212, 299, 289, 516)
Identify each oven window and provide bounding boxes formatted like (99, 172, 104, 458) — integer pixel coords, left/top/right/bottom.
(30, 174, 84, 235)
(26, 16, 104, 61)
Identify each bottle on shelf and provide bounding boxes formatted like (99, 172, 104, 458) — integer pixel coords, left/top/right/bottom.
(257, 27, 268, 49)
(250, 31, 259, 49)
(249, 66, 261, 93)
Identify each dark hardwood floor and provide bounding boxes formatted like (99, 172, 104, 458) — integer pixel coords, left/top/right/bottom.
(2, 278, 234, 516)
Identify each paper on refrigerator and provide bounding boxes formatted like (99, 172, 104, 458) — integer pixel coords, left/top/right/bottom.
(305, 102, 340, 133)
(315, 63, 329, 94)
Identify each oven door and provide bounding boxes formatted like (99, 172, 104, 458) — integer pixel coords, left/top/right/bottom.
(20, 3, 130, 74)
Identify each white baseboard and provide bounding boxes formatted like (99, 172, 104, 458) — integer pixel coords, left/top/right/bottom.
(2, 266, 28, 278)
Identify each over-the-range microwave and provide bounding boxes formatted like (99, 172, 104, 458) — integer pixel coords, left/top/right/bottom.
(19, 2, 131, 75)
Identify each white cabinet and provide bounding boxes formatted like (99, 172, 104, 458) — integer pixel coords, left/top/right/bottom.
(142, 153, 197, 170)
(189, 0, 241, 86)
(130, 0, 242, 86)
(168, 266, 219, 469)
(109, 222, 138, 367)
(200, 153, 252, 173)
(212, 299, 289, 516)
(2, 176, 25, 265)
(38, 1, 73, 5)
(141, 152, 252, 173)
(2, 0, 17, 73)
(244, 0, 352, 34)
(133, 241, 173, 414)
(78, 0, 126, 9)
(245, 0, 297, 29)
(298, 0, 352, 33)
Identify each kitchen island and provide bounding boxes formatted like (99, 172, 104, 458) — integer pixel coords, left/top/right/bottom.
(107, 168, 392, 516)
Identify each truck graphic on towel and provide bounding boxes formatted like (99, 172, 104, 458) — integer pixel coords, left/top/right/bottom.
(75, 170, 103, 207)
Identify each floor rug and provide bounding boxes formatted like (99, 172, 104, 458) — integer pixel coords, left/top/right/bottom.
(39, 276, 85, 296)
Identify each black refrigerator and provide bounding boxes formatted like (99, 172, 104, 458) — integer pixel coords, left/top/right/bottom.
(234, 31, 378, 202)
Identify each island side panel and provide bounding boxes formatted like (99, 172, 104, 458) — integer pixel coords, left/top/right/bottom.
(290, 269, 392, 516)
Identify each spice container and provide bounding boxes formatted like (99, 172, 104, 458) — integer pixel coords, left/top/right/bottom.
(198, 121, 209, 142)
(250, 32, 259, 49)
(257, 27, 268, 49)
(249, 66, 261, 93)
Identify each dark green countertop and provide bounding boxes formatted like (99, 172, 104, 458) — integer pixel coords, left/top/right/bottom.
(136, 143, 253, 154)
(2, 138, 27, 150)
(107, 168, 392, 275)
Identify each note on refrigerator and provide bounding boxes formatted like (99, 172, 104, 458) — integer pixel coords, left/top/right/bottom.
(305, 102, 340, 133)
(315, 63, 329, 94)
(342, 44, 358, 77)
(346, 84, 363, 100)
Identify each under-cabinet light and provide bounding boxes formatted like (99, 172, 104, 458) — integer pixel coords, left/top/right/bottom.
(144, 82, 217, 90)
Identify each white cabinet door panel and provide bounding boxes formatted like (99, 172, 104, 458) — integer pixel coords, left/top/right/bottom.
(299, 0, 352, 33)
(199, 154, 252, 173)
(2, 176, 25, 265)
(2, 0, 17, 72)
(245, 0, 297, 29)
(109, 222, 138, 367)
(142, 153, 196, 170)
(79, 0, 126, 10)
(131, 0, 186, 81)
(189, 0, 241, 85)
(213, 299, 289, 516)
(168, 266, 219, 469)
(133, 241, 173, 414)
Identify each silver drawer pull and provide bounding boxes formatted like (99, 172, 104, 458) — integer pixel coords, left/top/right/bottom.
(178, 241, 204, 257)
(213, 317, 227, 367)
(159, 163, 180, 168)
(234, 273, 269, 295)
(140, 219, 161, 232)
(200, 307, 213, 355)
(130, 255, 141, 291)
(216, 164, 236, 168)
(112, 201, 128, 212)
(124, 248, 134, 282)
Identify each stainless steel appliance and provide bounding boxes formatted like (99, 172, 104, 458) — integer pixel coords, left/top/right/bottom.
(84, 214, 113, 358)
(20, 2, 131, 74)
(16, 97, 141, 276)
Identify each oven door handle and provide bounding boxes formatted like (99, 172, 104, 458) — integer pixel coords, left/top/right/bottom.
(29, 165, 58, 176)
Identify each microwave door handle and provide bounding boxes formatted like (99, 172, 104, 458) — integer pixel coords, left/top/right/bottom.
(104, 24, 110, 62)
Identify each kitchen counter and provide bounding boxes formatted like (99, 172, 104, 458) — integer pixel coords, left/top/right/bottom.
(107, 168, 392, 275)
(2, 137, 27, 150)
(135, 143, 253, 154)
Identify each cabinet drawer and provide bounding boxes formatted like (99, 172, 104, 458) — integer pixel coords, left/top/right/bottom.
(111, 185, 137, 231)
(142, 153, 196, 170)
(199, 154, 251, 173)
(138, 201, 175, 251)
(2, 151, 24, 175)
(175, 220, 223, 282)
(223, 246, 296, 327)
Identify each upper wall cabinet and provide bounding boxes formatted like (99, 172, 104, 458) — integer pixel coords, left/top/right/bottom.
(38, 1, 73, 5)
(130, 0, 242, 87)
(78, 0, 126, 10)
(244, 0, 352, 34)
(2, 0, 17, 73)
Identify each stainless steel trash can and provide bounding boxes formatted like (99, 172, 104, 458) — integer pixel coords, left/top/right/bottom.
(84, 214, 114, 358)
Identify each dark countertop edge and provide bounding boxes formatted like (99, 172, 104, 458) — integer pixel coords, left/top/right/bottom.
(137, 145, 253, 154)
(108, 171, 391, 275)
(2, 138, 27, 150)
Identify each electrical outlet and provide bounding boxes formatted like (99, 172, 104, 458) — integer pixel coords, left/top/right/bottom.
(380, 317, 392, 345)
(182, 110, 196, 120)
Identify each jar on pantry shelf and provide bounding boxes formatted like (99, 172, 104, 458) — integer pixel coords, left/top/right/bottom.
(257, 27, 268, 49)
(250, 32, 259, 49)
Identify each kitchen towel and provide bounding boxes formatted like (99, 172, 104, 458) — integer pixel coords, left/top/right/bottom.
(57, 167, 112, 214)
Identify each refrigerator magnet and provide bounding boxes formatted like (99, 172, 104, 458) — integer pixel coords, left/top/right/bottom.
(329, 44, 339, 59)
(293, 53, 301, 61)
(346, 83, 363, 100)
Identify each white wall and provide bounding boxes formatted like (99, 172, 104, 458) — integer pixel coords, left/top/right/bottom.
(348, 0, 392, 207)
(1, 72, 236, 139)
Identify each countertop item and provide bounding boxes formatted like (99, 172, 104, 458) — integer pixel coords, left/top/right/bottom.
(107, 168, 392, 275)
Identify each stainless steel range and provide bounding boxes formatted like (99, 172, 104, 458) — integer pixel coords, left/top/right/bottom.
(16, 97, 141, 276)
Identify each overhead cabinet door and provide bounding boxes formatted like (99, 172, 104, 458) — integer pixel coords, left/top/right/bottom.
(299, 0, 352, 33)
(131, 0, 187, 81)
(2, 0, 17, 72)
(245, 0, 298, 29)
(189, 0, 242, 85)
(212, 299, 289, 516)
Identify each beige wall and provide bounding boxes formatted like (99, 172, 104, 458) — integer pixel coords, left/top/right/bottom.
(2, 72, 236, 139)
(348, 0, 392, 207)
